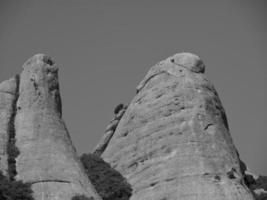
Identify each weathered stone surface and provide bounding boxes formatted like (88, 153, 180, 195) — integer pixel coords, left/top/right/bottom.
(0, 77, 17, 176)
(15, 54, 101, 200)
(100, 53, 255, 200)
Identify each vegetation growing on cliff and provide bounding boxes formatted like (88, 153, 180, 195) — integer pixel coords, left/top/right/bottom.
(80, 153, 132, 200)
(0, 171, 33, 200)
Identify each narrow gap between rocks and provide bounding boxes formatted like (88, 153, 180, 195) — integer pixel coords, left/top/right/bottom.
(7, 74, 20, 181)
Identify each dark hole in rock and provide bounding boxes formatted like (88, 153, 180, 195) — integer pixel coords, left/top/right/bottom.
(169, 132, 174, 135)
(42, 56, 54, 65)
(121, 130, 129, 137)
(214, 175, 221, 181)
(227, 169, 236, 179)
(150, 182, 157, 187)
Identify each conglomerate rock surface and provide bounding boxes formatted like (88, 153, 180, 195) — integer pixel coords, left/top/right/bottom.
(100, 53, 256, 200)
(13, 54, 101, 200)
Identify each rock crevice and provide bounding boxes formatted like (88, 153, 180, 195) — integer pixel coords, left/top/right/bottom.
(7, 74, 20, 181)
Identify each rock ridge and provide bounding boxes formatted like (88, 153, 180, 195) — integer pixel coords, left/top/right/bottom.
(93, 103, 127, 156)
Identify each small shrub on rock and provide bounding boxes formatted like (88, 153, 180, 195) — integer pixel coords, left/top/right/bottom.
(80, 153, 132, 200)
(0, 171, 33, 200)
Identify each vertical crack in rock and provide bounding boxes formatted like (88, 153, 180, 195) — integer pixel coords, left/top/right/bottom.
(7, 74, 20, 181)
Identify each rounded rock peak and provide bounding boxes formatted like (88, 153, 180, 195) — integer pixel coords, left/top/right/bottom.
(23, 54, 56, 69)
(0, 77, 17, 94)
(170, 52, 205, 73)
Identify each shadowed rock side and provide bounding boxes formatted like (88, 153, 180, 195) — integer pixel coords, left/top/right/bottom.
(100, 53, 255, 200)
(14, 54, 102, 200)
(0, 77, 17, 177)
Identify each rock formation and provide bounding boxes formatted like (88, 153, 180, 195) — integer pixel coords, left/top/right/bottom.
(99, 53, 256, 200)
(0, 52, 266, 200)
(93, 103, 127, 156)
(0, 54, 102, 200)
(0, 77, 17, 177)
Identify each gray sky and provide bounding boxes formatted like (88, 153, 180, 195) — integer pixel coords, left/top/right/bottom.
(0, 0, 266, 174)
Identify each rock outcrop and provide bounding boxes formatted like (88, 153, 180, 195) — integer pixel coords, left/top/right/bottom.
(0, 77, 18, 177)
(93, 103, 127, 156)
(0, 54, 102, 200)
(1, 52, 266, 200)
(99, 53, 256, 200)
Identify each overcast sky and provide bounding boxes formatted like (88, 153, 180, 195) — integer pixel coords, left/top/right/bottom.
(0, 0, 266, 174)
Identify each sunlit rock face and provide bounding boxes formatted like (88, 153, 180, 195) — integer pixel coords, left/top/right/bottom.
(14, 54, 101, 200)
(100, 53, 255, 200)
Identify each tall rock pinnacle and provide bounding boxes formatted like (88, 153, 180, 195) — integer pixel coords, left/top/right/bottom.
(14, 54, 101, 200)
(0, 77, 18, 177)
(100, 53, 255, 200)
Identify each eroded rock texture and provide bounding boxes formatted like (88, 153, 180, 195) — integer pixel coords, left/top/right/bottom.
(14, 54, 101, 200)
(100, 53, 255, 200)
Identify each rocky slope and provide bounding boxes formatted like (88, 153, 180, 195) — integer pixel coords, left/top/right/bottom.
(0, 54, 101, 200)
(99, 53, 257, 200)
